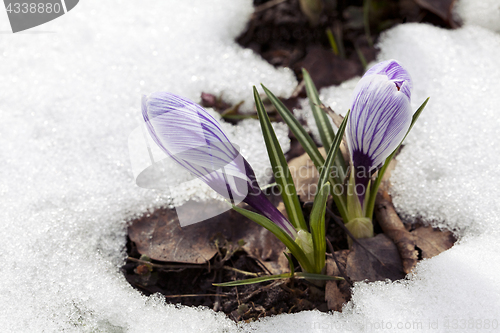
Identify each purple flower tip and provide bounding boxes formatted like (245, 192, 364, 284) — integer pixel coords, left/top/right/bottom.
(346, 60, 413, 191)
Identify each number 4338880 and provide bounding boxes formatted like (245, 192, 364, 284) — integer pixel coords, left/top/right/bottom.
(6, 2, 62, 14)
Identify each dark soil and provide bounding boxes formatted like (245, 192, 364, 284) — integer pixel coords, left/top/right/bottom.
(123, 239, 331, 321)
(122, 202, 349, 322)
(122, 204, 455, 322)
(237, 0, 458, 96)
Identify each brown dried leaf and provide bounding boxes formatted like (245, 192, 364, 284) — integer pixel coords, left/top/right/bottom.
(374, 159, 418, 274)
(325, 281, 349, 312)
(375, 189, 418, 274)
(326, 250, 349, 277)
(128, 202, 288, 273)
(321, 104, 344, 129)
(288, 148, 326, 202)
(325, 251, 351, 311)
(413, 0, 460, 28)
(346, 234, 405, 282)
(412, 226, 456, 259)
(129, 209, 215, 264)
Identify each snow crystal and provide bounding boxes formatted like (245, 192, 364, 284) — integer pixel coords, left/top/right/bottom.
(2, 0, 500, 331)
(455, 0, 500, 33)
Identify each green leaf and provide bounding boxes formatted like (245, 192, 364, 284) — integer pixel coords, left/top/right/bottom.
(309, 182, 330, 273)
(325, 27, 339, 56)
(262, 84, 348, 222)
(364, 97, 430, 218)
(302, 70, 347, 180)
(317, 110, 349, 193)
(284, 252, 295, 277)
(302, 69, 336, 152)
(253, 87, 307, 231)
(213, 271, 343, 287)
(231, 205, 314, 273)
(261, 84, 325, 170)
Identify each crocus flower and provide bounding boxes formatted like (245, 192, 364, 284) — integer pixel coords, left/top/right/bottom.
(142, 92, 297, 237)
(346, 59, 413, 202)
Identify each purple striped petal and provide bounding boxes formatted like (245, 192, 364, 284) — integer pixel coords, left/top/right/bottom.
(142, 92, 296, 237)
(364, 59, 412, 100)
(346, 65, 412, 192)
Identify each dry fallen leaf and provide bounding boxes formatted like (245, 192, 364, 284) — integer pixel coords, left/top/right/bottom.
(374, 159, 418, 274)
(375, 189, 418, 274)
(346, 234, 405, 282)
(128, 199, 288, 274)
(325, 251, 351, 311)
(288, 148, 326, 202)
(412, 226, 456, 259)
(413, 0, 460, 28)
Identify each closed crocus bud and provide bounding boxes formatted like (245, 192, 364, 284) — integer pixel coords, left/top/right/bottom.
(346, 59, 413, 203)
(142, 92, 296, 237)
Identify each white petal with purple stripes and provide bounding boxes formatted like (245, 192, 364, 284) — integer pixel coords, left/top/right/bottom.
(346, 68, 412, 172)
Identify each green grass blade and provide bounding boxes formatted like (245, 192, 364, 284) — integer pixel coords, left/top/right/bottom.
(302, 70, 347, 179)
(284, 252, 295, 274)
(232, 205, 314, 273)
(326, 28, 339, 55)
(365, 97, 430, 218)
(408, 97, 430, 133)
(253, 87, 307, 231)
(315, 111, 349, 222)
(262, 84, 348, 222)
(302, 68, 336, 152)
(262, 84, 325, 170)
(309, 183, 330, 273)
(213, 271, 344, 287)
(317, 110, 349, 190)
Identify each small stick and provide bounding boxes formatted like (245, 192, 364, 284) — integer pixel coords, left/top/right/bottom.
(128, 257, 261, 277)
(164, 294, 229, 298)
(326, 238, 353, 286)
(254, 0, 286, 13)
(241, 280, 285, 302)
(223, 266, 261, 277)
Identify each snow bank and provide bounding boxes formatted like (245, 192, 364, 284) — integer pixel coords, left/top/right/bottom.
(0, 0, 293, 331)
(455, 0, 500, 33)
(1, 1, 500, 333)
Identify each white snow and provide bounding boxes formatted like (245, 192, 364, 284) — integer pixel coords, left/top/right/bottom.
(1, 1, 500, 333)
(455, 0, 500, 33)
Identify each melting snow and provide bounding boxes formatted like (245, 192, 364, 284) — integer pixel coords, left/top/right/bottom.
(1, 0, 499, 332)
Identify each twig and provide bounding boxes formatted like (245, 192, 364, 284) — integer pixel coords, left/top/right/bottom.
(251, 256, 273, 276)
(164, 293, 229, 298)
(254, 0, 287, 14)
(223, 266, 261, 277)
(242, 280, 286, 302)
(128, 257, 261, 277)
(291, 80, 305, 99)
(326, 238, 353, 286)
(214, 272, 222, 311)
(127, 257, 204, 270)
